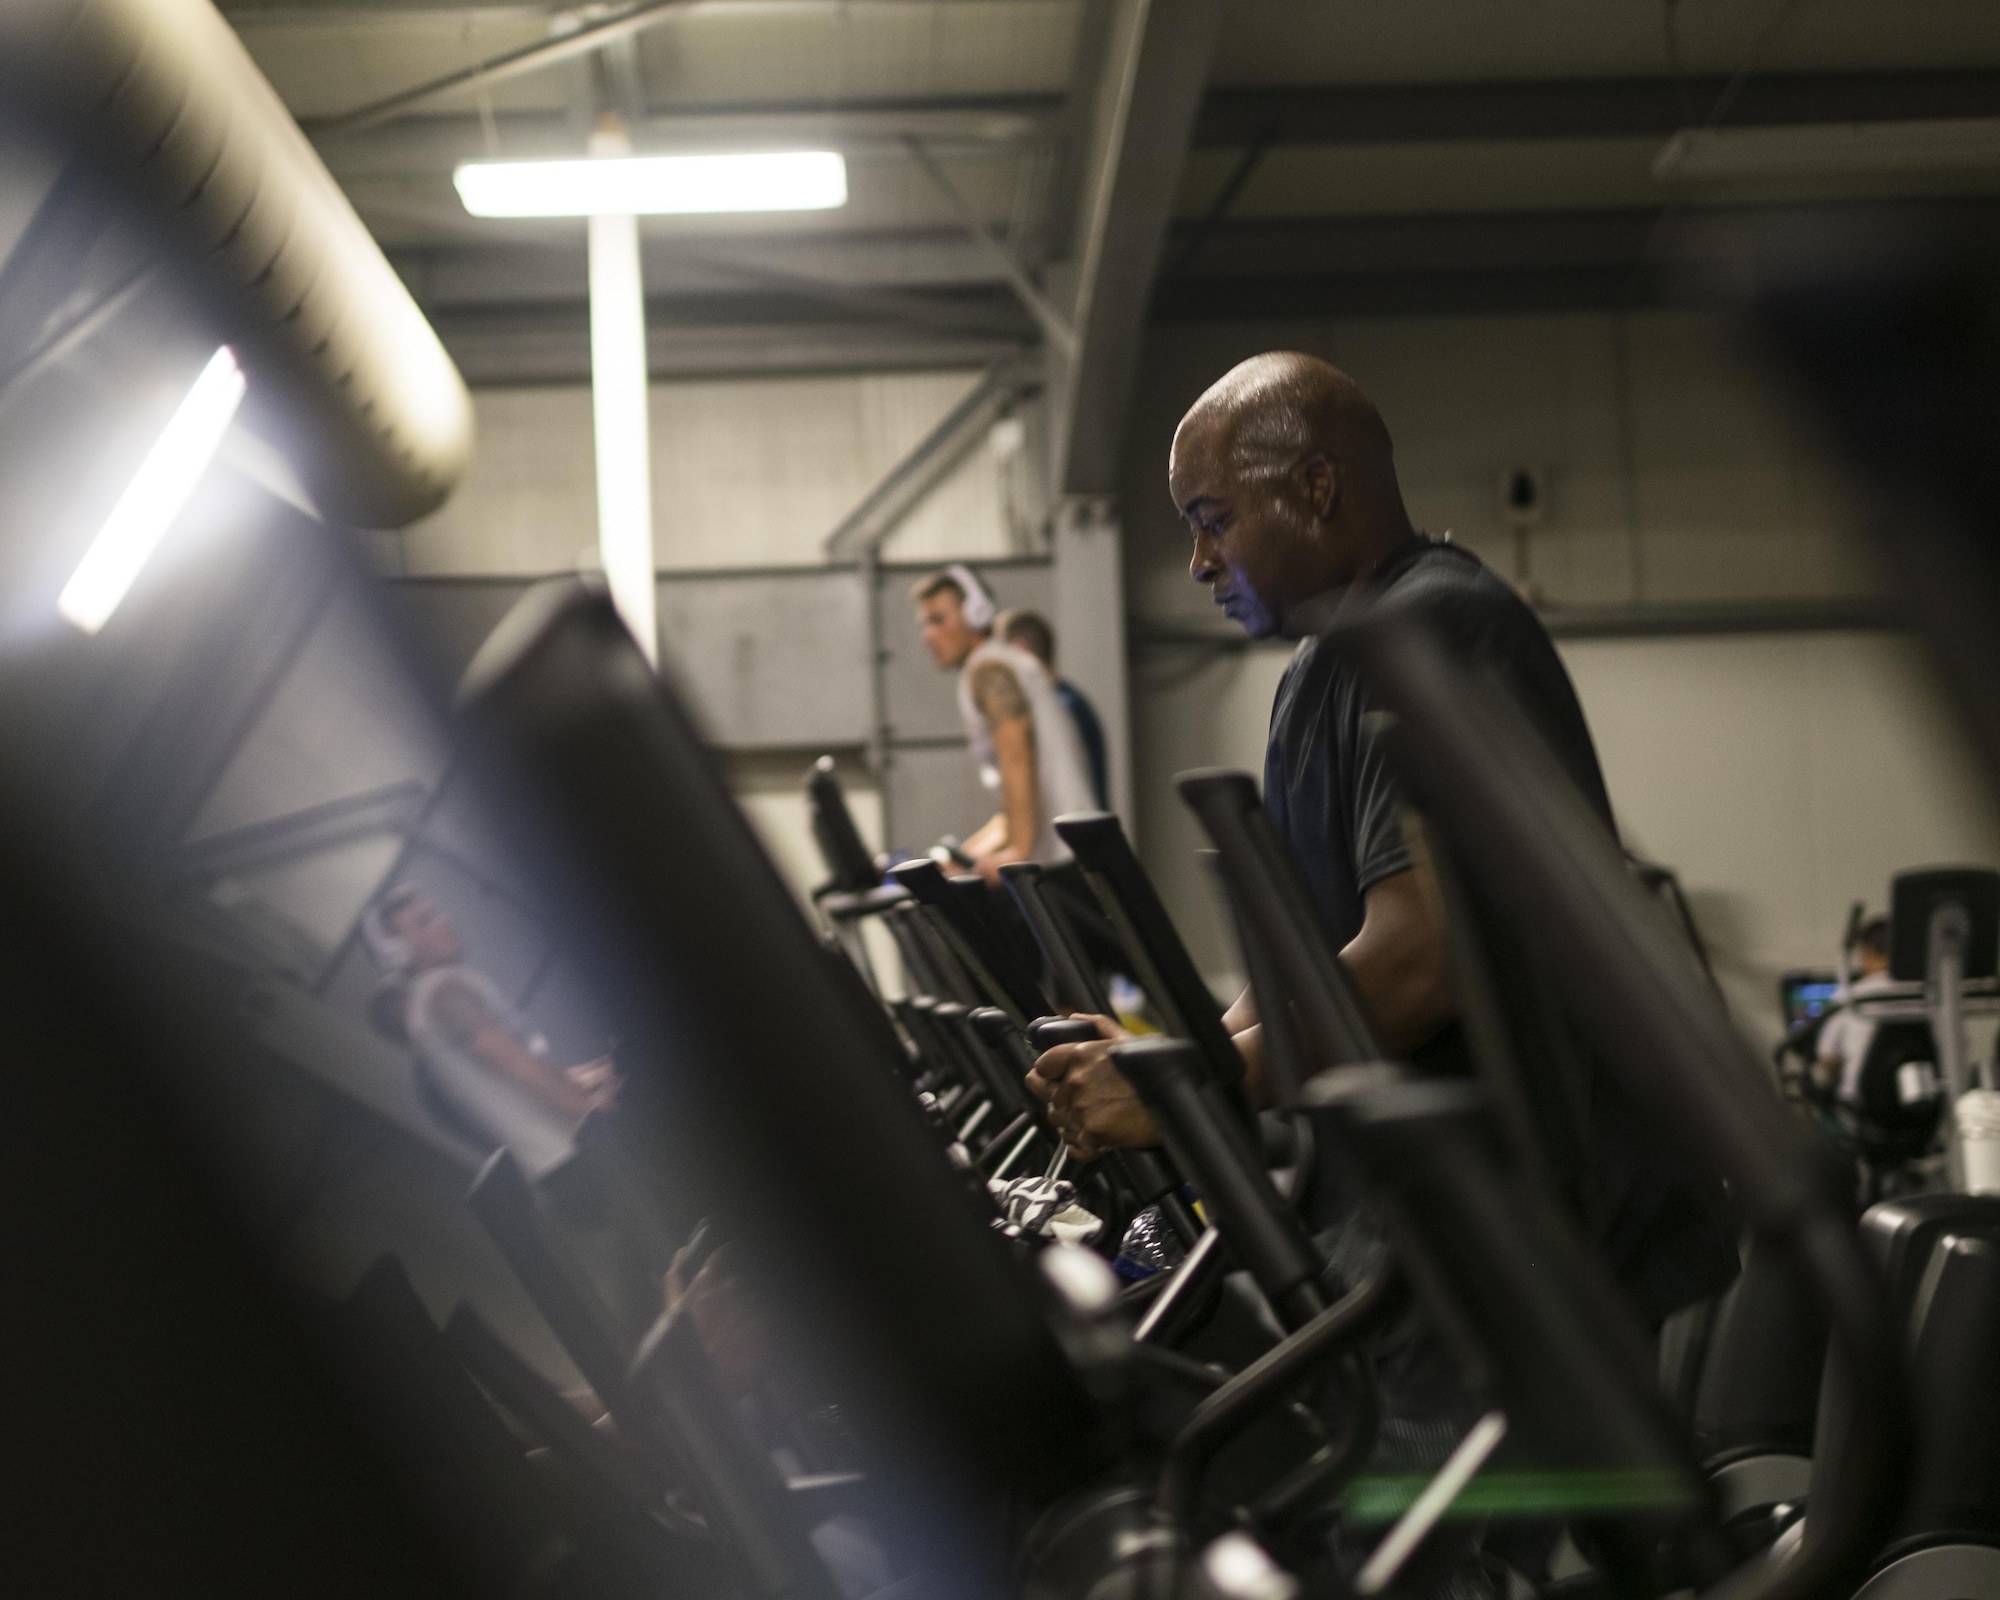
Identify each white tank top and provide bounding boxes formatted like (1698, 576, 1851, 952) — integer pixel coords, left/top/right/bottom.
(406, 965, 578, 1178)
(955, 638, 1098, 865)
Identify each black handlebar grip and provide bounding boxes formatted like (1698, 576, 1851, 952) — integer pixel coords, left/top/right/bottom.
(1027, 1017, 1204, 1246)
(1113, 1037, 1327, 1330)
(1027, 1017, 1104, 1051)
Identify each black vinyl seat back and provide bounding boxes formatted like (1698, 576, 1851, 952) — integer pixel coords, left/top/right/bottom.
(1895, 1229, 2000, 1552)
(1813, 1198, 2000, 1566)
(1690, 1239, 1827, 1468)
(805, 757, 878, 895)
(1863, 1197, 2000, 1315)
(1852, 1019, 1947, 1162)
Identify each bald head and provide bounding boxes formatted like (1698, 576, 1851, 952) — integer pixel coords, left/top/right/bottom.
(1173, 351, 1397, 497)
(1169, 352, 1413, 638)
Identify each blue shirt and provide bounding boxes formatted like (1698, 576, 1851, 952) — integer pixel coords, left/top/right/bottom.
(1055, 679, 1108, 809)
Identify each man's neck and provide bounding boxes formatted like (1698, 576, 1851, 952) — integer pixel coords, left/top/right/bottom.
(1351, 517, 1420, 581)
(1280, 526, 1423, 637)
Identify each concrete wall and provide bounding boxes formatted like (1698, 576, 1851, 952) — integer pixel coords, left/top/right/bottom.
(386, 369, 1037, 576)
(1120, 309, 2000, 1045)
(1119, 309, 1879, 629)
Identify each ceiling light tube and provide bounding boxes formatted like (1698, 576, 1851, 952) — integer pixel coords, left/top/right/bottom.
(59, 345, 247, 635)
(454, 150, 848, 217)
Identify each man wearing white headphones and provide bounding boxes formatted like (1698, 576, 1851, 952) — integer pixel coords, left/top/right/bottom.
(912, 564, 1097, 884)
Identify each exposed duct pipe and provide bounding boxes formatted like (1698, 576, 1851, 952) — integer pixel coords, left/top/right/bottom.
(0, 0, 474, 529)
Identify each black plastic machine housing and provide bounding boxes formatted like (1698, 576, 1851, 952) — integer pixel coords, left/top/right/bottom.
(459, 579, 1107, 1503)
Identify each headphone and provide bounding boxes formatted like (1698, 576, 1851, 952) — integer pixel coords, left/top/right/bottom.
(943, 563, 995, 631)
(360, 896, 415, 973)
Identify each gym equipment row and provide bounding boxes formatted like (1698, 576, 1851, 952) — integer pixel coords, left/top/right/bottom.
(12, 462, 1989, 1600)
(1, 138, 1997, 1600)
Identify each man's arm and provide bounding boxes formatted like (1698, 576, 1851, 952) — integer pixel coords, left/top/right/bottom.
(1214, 870, 1451, 1090)
(961, 813, 1009, 858)
(1027, 868, 1456, 1156)
(968, 660, 1039, 885)
(1341, 868, 1456, 1053)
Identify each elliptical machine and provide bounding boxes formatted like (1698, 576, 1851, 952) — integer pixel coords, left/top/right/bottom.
(1779, 872, 2000, 1202)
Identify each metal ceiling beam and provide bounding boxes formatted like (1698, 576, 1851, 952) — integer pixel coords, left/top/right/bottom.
(300, 0, 1059, 137)
(434, 307, 1026, 384)
(822, 358, 1034, 557)
(1194, 69, 2000, 149)
(902, 135, 1075, 355)
(1045, 0, 1223, 497)
(1037, 0, 1117, 265)
(311, 101, 1060, 185)
(305, 0, 690, 136)
(382, 230, 1029, 301)
(1146, 197, 2000, 320)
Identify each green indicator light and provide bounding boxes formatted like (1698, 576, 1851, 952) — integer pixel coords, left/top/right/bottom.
(1341, 1469, 1699, 1524)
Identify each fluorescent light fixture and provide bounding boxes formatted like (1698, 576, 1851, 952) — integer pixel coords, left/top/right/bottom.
(59, 345, 246, 635)
(454, 150, 847, 218)
(1654, 117, 2000, 182)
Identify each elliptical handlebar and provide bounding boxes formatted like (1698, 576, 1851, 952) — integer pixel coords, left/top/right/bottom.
(888, 858, 1050, 1025)
(1176, 771, 1386, 1071)
(1328, 612, 1907, 1600)
(1025, 1017, 1205, 1249)
(1001, 862, 1112, 1017)
(1053, 811, 1253, 1122)
(1110, 1037, 1328, 1331)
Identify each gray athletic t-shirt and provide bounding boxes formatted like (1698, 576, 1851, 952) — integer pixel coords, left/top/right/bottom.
(1265, 535, 1738, 1325)
(1263, 534, 1612, 952)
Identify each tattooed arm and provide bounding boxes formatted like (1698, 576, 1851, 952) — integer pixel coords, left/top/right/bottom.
(429, 980, 613, 1120)
(969, 659, 1038, 884)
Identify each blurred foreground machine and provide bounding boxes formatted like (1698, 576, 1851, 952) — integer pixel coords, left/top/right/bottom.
(0, 17, 1996, 1595)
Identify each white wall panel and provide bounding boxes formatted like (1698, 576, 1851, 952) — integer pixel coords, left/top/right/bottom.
(654, 570, 869, 746)
(1564, 632, 2000, 1044)
(1131, 631, 2000, 1046)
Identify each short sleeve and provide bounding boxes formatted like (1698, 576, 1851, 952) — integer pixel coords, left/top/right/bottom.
(1349, 710, 1414, 895)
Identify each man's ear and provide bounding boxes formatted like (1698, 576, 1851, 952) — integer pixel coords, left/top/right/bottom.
(1295, 451, 1338, 520)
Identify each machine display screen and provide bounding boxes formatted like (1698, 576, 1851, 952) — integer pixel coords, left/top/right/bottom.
(1781, 971, 1842, 1028)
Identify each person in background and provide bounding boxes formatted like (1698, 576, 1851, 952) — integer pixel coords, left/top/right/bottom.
(912, 565, 1097, 886)
(997, 607, 1109, 810)
(1815, 914, 1900, 1103)
(363, 884, 617, 1176)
